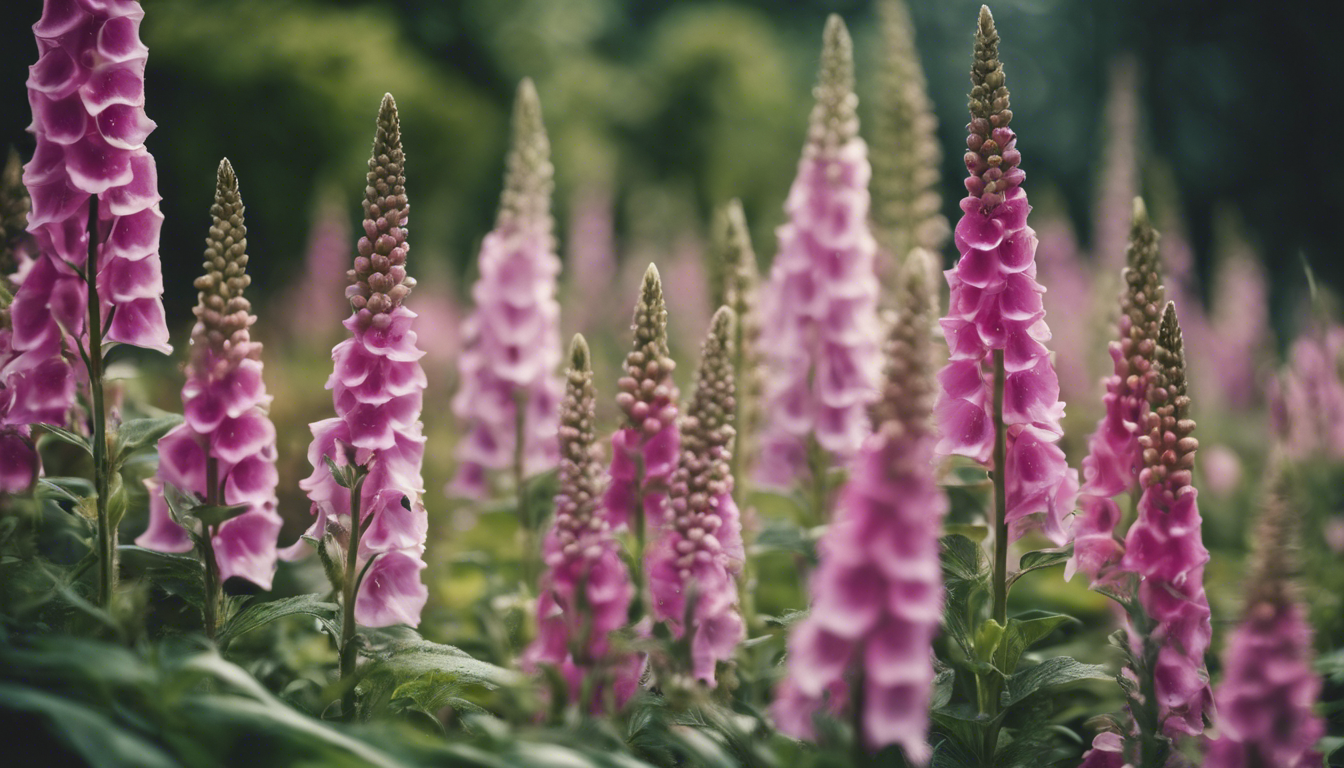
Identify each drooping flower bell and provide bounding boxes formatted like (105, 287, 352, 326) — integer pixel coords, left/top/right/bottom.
(285, 95, 429, 629)
(136, 160, 282, 589)
(524, 335, 641, 712)
(1204, 475, 1324, 768)
(8, 0, 171, 425)
(774, 250, 945, 762)
(1121, 303, 1214, 738)
(451, 79, 563, 498)
(647, 307, 745, 687)
(934, 6, 1077, 544)
(603, 264, 680, 534)
(756, 15, 883, 487)
(1066, 198, 1164, 585)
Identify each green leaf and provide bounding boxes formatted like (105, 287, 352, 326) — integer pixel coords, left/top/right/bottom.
(106, 470, 128, 529)
(997, 611, 1078, 675)
(931, 668, 956, 710)
(111, 414, 182, 465)
(217, 594, 339, 646)
(0, 684, 178, 768)
(36, 476, 94, 504)
(359, 634, 520, 690)
(750, 518, 815, 560)
(118, 545, 205, 608)
(192, 503, 252, 529)
(941, 534, 990, 584)
(1007, 545, 1074, 589)
(38, 423, 92, 455)
(944, 523, 990, 544)
(1002, 656, 1111, 707)
(930, 705, 988, 765)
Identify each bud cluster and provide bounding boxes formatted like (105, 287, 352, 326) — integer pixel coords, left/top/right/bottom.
(349, 97, 414, 329)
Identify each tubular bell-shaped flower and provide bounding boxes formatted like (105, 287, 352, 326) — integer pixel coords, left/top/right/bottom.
(713, 200, 763, 497)
(647, 307, 745, 687)
(1, 150, 41, 494)
(1066, 198, 1164, 585)
(137, 160, 281, 589)
(933, 6, 1076, 544)
(1269, 324, 1344, 460)
(774, 250, 945, 762)
(603, 264, 680, 534)
(451, 79, 563, 498)
(870, 0, 947, 278)
(756, 15, 883, 486)
(8, 0, 170, 425)
(286, 95, 429, 629)
(1204, 476, 1324, 768)
(1121, 303, 1213, 738)
(524, 335, 640, 712)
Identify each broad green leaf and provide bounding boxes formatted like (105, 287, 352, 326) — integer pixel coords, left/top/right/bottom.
(192, 503, 252, 529)
(111, 414, 183, 465)
(217, 594, 338, 646)
(930, 705, 988, 765)
(750, 518, 815, 560)
(36, 477, 92, 505)
(38, 423, 92, 455)
(118, 545, 205, 608)
(930, 668, 956, 710)
(940, 534, 990, 584)
(944, 522, 989, 544)
(359, 634, 520, 690)
(1002, 656, 1111, 707)
(997, 611, 1078, 675)
(1007, 545, 1074, 590)
(0, 684, 177, 768)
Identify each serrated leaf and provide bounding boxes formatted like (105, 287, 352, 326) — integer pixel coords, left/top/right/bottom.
(1002, 656, 1110, 707)
(997, 611, 1078, 675)
(38, 423, 92, 455)
(111, 415, 182, 465)
(193, 503, 252, 529)
(1007, 545, 1074, 589)
(217, 594, 338, 646)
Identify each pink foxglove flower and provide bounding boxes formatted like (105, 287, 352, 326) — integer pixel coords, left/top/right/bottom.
(1034, 218, 1096, 411)
(286, 95, 429, 629)
(1204, 483, 1324, 768)
(524, 335, 640, 711)
(564, 183, 617, 334)
(774, 251, 945, 762)
(1268, 324, 1344, 460)
(647, 307, 745, 687)
(603, 264, 680, 535)
(1077, 731, 1127, 768)
(1121, 303, 1213, 738)
(756, 16, 883, 486)
(1093, 60, 1138, 274)
(8, 0, 170, 425)
(1199, 246, 1269, 410)
(1066, 199, 1164, 585)
(451, 79, 562, 498)
(1, 150, 41, 494)
(281, 192, 353, 346)
(137, 160, 282, 589)
(934, 6, 1076, 544)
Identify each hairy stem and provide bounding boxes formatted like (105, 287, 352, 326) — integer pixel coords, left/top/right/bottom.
(85, 196, 114, 610)
(202, 457, 222, 639)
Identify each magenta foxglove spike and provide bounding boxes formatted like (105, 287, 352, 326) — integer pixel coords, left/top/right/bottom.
(603, 264, 680, 533)
(1121, 303, 1213, 738)
(286, 95, 429, 628)
(0, 150, 41, 493)
(10, 0, 171, 419)
(774, 251, 944, 762)
(137, 160, 282, 589)
(1093, 60, 1138, 274)
(1204, 481, 1324, 768)
(564, 183, 617, 334)
(756, 15, 883, 487)
(1269, 325, 1344, 460)
(451, 79, 563, 498)
(933, 5, 1076, 544)
(524, 335, 640, 711)
(647, 307, 745, 687)
(282, 192, 353, 345)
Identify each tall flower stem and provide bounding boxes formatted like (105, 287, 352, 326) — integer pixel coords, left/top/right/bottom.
(84, 196, 114, 610)
(340, 473, 368, 719)
(991, 349, 1008, 624)
(203, 457, 222, 639)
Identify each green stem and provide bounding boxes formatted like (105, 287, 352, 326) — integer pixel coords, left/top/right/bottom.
(983, 349, 1009, 765)
(1133, 613, 1170, 768)
(202, 457, 222, 639)
(339, 475, 366, 720)
(85, 196, 114, 610)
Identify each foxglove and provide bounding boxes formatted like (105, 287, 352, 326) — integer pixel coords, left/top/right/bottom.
(756, 15, 883, 486)
(286, 95, 429, 629)
(713, 199, 763, 495)
(525, 335, 640, 711)
(1204, 480, 1324, 768)
(282, 192, 353, 345)
(10, 0, 171, 424)
(1093, 61, 1138, 274)
(1269, 325, 1344, 460)
(934, 5, 1076, 544)
(774, 250, 945, 762)
(603, 264, 680, 536)
(1066, 199, 1164, 585)
(1035, 218, 1097, 411)
(648, 307, 745, 686)
(1, 150, 40, 494)
(137, 160, 282, 589)
(564, 183, 616, 334)
(1121, 303, 1213, 738)
(451, 79, 562, 498)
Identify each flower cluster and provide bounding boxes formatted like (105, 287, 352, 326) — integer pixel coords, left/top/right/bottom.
(137, 160, 282, 589)
(775, 251, 945, 761)
(1121, 303, 1213, 738)
(524, 335, 640, 711)
(451, 79, 562, 497)
(1066, 198, 1164, 585)
(756, 15, 882, 486)
(1, 150, 40, 494)
(934, 6, 1076, 544)
(1204, 480, 1324, 768)
(281, 192, 353, 346)
(1268, 325, 1344, 460)
(647, 307, 745, 686)
(603, 265, 680, 533)
(287, 95, 429, 628)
